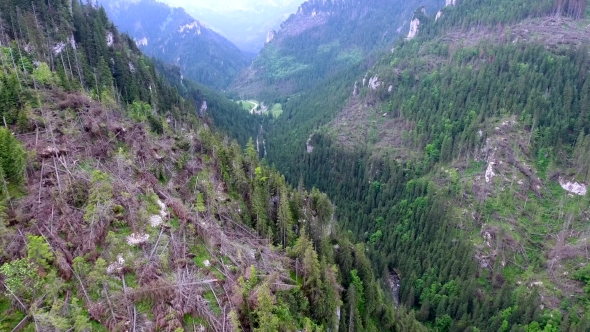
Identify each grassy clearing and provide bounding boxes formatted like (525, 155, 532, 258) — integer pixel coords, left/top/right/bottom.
(237, 100, 257, 112)
(270, 103, 283, 118)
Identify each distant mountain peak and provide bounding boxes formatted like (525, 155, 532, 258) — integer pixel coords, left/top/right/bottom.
(178, 20, 202, 35)
(100, 0, 249, 88)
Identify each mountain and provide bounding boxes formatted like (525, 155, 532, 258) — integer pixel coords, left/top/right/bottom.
(231, 0, 446, 99)
(162, 0, 303, 53)
(0, 0, 424, 331)
(253, 0, 590, 330)
(99, 0, 250, 89)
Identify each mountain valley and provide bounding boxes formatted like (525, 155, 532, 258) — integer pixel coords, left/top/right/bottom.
(1, 0, 590, 331)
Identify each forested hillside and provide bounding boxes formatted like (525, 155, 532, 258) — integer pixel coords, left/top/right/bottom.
(257, 0, 590, 331)
(0, 0, 424, 331)
(152, 59, 265, 149)
(99, 0, 250, 89)
(231, 0, 446, 100)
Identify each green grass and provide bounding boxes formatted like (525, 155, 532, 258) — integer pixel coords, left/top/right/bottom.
(237, 100, 257, 112)
(184, 314, 208, 330)
(270, 103, 283, 118)
(90, 320, 109, 332)
(463, 161, 485, 177)
(137, 300, 155, 320)
(191, 244, 211, 268)
(0, 297, 27, 331)
(124, 273, 138, 288)
(204, 290, 222, 315)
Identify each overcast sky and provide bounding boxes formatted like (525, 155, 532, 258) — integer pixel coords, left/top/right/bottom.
(152, 0, 302, 52)
(160, 0, 300, 13)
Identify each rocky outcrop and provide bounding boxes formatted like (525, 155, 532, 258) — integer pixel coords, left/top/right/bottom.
(435, 10, 443, 21)
(106, 32, 114, 47)
(199, 101, 208, 117)
(135, 37, 148, 46)
(559, 178, 587, 196)
(279, 12, 330, 38)
(306, 134, 314, 153)
(178, 21, 201, 35)
(368, 75, 381, 90)
(407, 18, 420, 39)
(446, 0, 456, 6)
(266, 30, 276, 43)
(387, 271, 401, 307)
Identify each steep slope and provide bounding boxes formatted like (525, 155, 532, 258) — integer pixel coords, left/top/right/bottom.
(257, 0, 590, 331)
(0, 1, 425, 331)
(231, 0, 446, 99)
(152, 59, 266, 149)
(100, 0, 250, 89)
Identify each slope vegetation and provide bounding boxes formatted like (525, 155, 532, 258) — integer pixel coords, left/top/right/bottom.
(259, 0, 590, 330)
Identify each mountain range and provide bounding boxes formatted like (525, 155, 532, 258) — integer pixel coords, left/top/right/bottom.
(99, 0, 251, 89)
(231, 0, 446, 99)
(162, 0, 303, 53)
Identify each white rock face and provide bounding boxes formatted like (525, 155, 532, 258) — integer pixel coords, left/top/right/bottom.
(446, 0, 456, 6)
(435, 10, 442, 21)
(368, 75, 381, 90)
(136, 37, 148, 46)
(266, 30, 276, 44)
(306, 134, 314, 153)
(106, 32, 114, 47)
(559, 178, 587, 196)
(53, 42, 66, 55)
(485, 161, 496, 183)
(127, 233, 149, 245)
(107, 255, 126, 274)
(388, 85, 393, 93)
(69, 35, 76, 49)
(178, 21, 201, 35)
(149, 215, 163, 227)
(149, 198, 168, 227)
(407, 18, 420, 40)
(201, 101, 208, 114)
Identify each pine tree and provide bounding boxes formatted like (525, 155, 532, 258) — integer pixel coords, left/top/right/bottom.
(0, 199, 9, 257)
(0, 127, 26, 188)
(254, 283, 279, 332)
(27, 235, 54, 270)
(276, 185, 293, 248)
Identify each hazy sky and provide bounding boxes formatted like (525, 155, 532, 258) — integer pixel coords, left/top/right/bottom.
(153, 0, 303, 52)
(161, 0, 300, 13)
